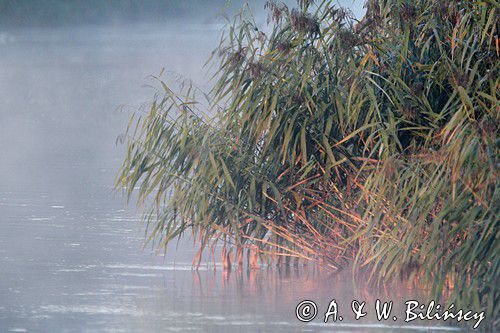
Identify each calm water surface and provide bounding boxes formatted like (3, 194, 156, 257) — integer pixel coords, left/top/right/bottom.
(0, 23, 460, 332)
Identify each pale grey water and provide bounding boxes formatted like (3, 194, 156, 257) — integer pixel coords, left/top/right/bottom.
(0, 20, 461, 333)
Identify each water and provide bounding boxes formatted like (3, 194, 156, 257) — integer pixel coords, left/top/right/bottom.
(0, 22, 461, 333)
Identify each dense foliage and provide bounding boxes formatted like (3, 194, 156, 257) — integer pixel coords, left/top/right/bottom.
(118, 0, 498, 328)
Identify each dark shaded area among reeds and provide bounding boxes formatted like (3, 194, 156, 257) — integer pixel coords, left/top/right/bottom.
(117, 0, 499, 329)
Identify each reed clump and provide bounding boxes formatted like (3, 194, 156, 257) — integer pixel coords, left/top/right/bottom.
(117, 0, 498, 328)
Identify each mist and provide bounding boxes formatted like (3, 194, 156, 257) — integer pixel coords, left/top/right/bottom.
(0, 1, 366, 27)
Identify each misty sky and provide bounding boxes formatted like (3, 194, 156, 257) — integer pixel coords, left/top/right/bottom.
(0, 1, 366, 27)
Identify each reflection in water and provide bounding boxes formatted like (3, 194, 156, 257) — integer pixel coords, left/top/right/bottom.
(0, 19, 460, 333)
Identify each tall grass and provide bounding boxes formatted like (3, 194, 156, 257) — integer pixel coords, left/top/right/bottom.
(117, 0, 498, 328)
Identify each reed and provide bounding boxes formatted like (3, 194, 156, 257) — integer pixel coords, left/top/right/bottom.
(117, 0, 498, 328)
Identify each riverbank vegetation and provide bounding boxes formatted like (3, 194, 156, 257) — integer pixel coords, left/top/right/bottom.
(117, 0, 498, 328)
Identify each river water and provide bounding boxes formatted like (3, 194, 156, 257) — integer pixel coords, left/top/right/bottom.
(0, 20, 461, 333)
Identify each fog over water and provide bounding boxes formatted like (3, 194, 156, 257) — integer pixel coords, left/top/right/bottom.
(0, 1, 460, 332)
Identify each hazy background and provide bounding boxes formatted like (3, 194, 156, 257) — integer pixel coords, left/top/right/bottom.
(0, 0, 366, 27)
(0, 0, 257, 26)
